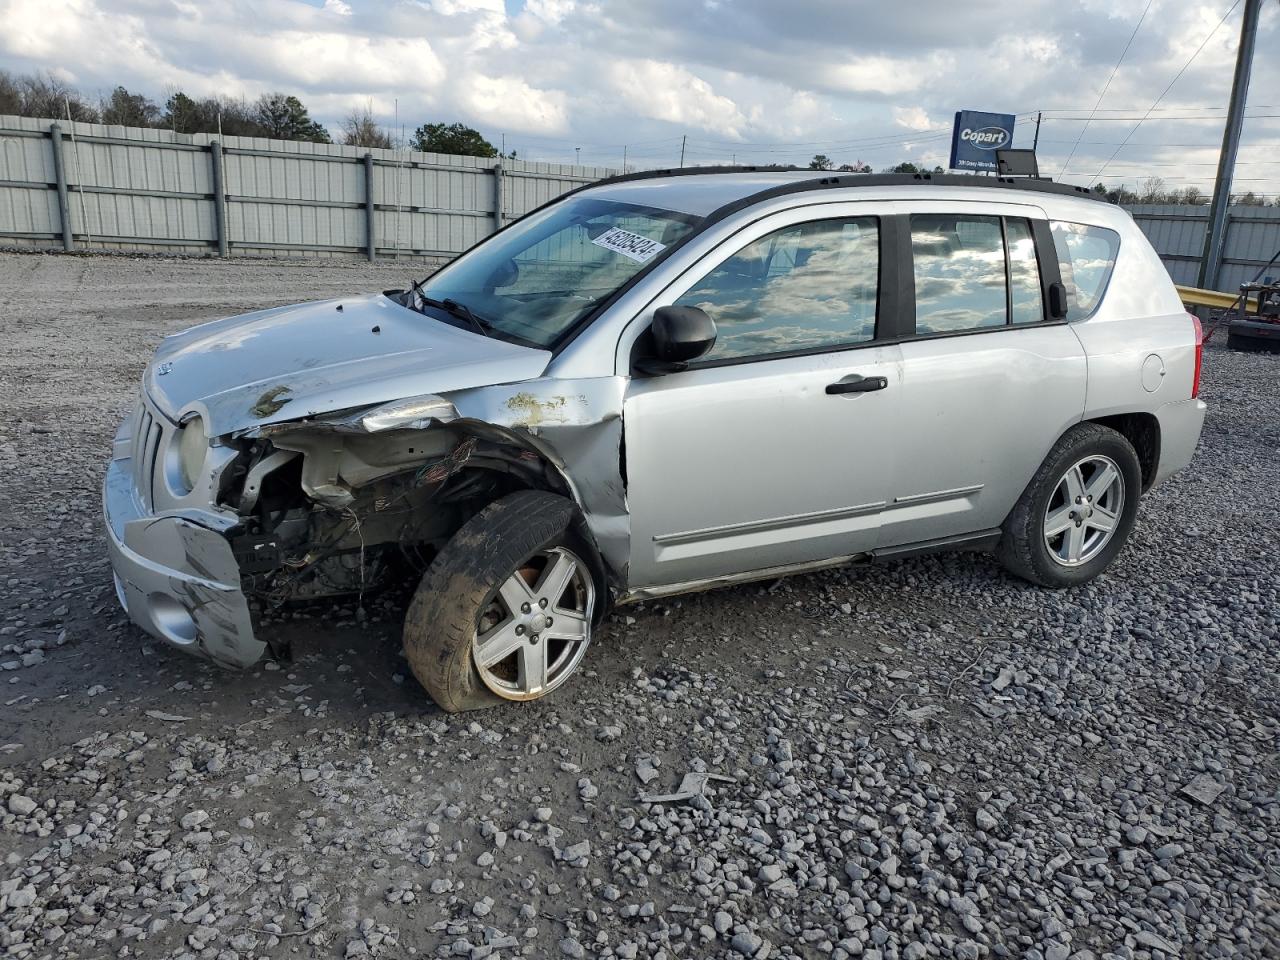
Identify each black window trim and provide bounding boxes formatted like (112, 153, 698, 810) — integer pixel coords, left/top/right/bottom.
(1008, 216, 1051, 326)
(1001, 217, 1014, 327)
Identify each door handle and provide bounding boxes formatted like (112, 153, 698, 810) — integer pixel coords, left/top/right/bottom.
(826, 374, 888, 395)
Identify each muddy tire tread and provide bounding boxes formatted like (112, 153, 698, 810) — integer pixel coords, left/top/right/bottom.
(403, 490, 577, 713)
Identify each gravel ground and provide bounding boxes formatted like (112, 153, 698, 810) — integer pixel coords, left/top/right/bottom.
(0, 250, 1277, 960)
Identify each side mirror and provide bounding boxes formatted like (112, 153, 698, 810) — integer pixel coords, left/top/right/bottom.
(651, 305, 717, 363)
(489, 259, 519, 290)
(1048, 281, 1069, 320)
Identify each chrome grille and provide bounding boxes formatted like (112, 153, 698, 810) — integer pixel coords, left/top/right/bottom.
(130, 399, 165, 512)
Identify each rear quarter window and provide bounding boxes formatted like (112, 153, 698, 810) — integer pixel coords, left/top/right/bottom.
(1050, 221, 1120, 321)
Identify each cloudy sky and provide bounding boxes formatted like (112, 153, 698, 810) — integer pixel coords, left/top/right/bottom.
(1, 0, 1277, 194)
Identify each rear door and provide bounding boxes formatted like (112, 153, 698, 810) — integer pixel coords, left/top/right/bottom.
(877, 202, 1087, 549)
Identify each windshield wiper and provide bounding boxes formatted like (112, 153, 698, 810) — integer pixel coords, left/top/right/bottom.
(418, 294, 491, 338)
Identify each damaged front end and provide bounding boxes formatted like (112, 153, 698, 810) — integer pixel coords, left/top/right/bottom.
(104, 378, 628, 669)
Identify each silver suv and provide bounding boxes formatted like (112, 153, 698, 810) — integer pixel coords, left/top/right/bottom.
(104, 169, 1206, 711)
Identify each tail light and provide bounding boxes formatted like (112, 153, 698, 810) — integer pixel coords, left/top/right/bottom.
(1190, 313, 1204, 399)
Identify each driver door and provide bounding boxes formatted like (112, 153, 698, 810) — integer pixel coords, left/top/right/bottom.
(622, 206, 902, 590)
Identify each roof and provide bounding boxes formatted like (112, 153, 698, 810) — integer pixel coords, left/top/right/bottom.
(585, 170, 835, 217)
(579, 165, 1103, 219)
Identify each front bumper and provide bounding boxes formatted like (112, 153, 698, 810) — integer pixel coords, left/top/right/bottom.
(104, 452, 265, 669)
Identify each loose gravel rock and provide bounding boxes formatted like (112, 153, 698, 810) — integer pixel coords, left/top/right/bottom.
(1, 251, 1277, 958)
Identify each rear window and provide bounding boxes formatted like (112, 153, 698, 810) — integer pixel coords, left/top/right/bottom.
(1050, 221, 1120, 321)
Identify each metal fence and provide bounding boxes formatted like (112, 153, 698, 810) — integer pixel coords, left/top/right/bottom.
(1122, 203, 1280, 292)
(4, 117, 1278, 294)
(0, 115, 614, 260)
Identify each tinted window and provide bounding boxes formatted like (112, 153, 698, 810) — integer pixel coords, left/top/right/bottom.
(911, 215, 1007, 334)
(675, 217, 879, 362)
(1007, 219, 1045, 324)
(1050, 221, 1121, 321)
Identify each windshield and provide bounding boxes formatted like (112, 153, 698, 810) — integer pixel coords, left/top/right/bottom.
(416, 196, 701, 347)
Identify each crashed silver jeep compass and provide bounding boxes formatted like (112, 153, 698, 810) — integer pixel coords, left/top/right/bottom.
(105, 168, 1206, 711)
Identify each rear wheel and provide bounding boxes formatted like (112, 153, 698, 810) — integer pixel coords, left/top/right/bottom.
(997, 423, 1142, 588)
(403, 491, 598, 712)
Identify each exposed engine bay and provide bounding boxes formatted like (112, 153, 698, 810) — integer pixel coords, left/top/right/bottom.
(219, 427, 565, 607)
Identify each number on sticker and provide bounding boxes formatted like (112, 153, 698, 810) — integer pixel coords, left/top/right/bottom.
(591, 227, 666, 263)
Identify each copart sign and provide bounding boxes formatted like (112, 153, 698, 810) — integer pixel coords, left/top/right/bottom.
(949, 110, 1016, 172)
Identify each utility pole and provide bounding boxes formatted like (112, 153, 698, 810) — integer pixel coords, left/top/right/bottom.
(1199, 0, 1262, 290)
(1032, 112, 1042, 151)
(679, 135, 686, 168)
(622, 145, 627, 173)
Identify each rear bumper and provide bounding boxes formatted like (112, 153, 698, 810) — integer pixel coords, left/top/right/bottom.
(104, 454, 264, 668)
(1151, 398, 1207, 488)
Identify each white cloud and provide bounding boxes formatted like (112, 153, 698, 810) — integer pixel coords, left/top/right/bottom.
(893, 107, 935, 132)
(523, 0, 578, 24)
(0, 0, 1275, 189)
(604, 60, 746, 138)
(460, 75, 569, 133)
(821, 53, 949, 96)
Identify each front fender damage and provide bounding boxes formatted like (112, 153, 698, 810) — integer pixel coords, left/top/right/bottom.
(444, 376, 631, 583)
(224, 376, 631, 609)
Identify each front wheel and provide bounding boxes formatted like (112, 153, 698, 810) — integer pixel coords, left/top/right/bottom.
(997, 423, 1142, 588)
(403, 491, 598, 712)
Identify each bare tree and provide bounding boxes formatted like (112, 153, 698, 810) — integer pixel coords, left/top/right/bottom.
(341, 103, 392, 149)
(17, 71, 98, 121)
(0, 70, 20, 116)
(1176, 185, 1206, 206)
(1139, 176, 1168, 204)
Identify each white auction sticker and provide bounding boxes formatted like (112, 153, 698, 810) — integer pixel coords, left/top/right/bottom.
(590, 227, 666, 263)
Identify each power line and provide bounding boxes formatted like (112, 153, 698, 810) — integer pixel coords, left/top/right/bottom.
(1091, 0, 1244, 183)
(1038, 104, 1277, 113)
(1059, 0, 1154, 177)
(1038, 137, 1280, 148)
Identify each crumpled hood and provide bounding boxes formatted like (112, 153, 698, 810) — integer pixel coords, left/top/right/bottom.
(144, 294, 551, 435)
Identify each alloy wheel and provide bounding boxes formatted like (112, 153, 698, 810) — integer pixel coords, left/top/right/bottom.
(1043, 455, 1125, 567)
(471, 546, 594, 700)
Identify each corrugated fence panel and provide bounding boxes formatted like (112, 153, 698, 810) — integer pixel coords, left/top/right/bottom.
(16, 121, 1280, 287)
(0, 124, 59, 241)
(0, 115, 612, 259)
(1124, 202, 1280, 292)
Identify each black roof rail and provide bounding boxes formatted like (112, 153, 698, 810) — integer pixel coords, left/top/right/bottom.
(583, 164, 1098, 203)
(583, 163, 806, 189)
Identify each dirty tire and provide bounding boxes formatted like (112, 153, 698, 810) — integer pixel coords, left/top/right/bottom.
(403, 490, 590, 713)
(997, 423, 1142, 588)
